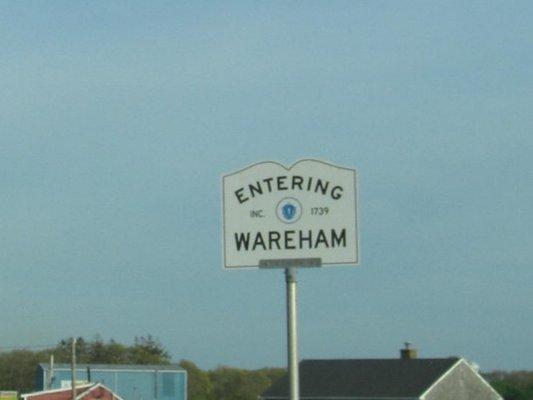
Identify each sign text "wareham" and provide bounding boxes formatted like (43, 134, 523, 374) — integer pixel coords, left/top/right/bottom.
(235, 228, 347, 251)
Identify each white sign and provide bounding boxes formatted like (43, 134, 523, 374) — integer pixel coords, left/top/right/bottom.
(222, 159, 358, 268)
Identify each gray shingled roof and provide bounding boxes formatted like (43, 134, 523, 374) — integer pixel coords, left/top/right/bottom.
(262, 358, 461, 399)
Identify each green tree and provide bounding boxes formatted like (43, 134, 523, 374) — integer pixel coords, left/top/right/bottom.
(179, 360, 213, 400)
(127, 335, 170, 364)
(93, 339, 130, 364)
(491, 381, 527, 400)
(0, 350, 41, 393)
(209, 366, 284, 400)
(484, 370, 533, 400)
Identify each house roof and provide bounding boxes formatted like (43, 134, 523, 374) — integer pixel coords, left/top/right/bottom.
(22, 384, 94, 399)
(262, 358, 461, 399)
(22, 383, 125, 400)
(38, 363, 184, 371)
(75, 383, 125, 400)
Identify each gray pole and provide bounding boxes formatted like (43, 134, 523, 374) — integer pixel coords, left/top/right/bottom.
(49, 354, 54, 389)
(285, 268, 299, 400)
(71, 338, 77, 400)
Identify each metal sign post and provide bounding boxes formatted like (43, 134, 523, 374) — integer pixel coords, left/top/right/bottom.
(71, 338, 76, 400)
(261, 259, 321, 400)
(285, 267, 299, 400)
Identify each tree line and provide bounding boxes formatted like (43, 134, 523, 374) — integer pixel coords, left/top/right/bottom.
(482, 371, 533, 400)
(0, 336, 530, 400)
(0, 335, 171, 393)
(0, 336, 284, 400)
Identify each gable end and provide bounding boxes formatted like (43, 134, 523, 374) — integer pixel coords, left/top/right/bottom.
(420, 359, 503, 400)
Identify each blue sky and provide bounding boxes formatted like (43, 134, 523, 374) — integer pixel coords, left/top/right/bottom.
(1, 1, 532, 371)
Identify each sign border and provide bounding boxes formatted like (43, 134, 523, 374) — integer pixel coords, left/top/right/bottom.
(222, 159, 359, 269)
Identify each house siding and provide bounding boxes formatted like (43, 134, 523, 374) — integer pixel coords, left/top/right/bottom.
(422, 361, 502, 400)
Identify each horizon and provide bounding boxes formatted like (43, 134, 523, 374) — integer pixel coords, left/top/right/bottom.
(1, 335, 529, 373)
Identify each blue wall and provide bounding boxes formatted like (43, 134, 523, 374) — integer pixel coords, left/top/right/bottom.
(37, 364, 186, 400)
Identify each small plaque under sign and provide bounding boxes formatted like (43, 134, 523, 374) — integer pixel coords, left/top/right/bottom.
(259, 258, 322, 268)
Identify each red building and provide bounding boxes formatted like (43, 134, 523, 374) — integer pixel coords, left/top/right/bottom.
(22, 384, 123, 400)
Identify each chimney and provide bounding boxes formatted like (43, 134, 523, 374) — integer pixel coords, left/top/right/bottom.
(400, 342, 417, 360)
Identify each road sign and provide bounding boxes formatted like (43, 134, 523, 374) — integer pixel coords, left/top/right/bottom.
(222, 159, 358, 268)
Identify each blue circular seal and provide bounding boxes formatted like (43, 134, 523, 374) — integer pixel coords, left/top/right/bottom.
(276, 197, 303, 224)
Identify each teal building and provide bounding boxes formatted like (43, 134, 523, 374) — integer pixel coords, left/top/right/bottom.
(36, 364, 186, 400)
